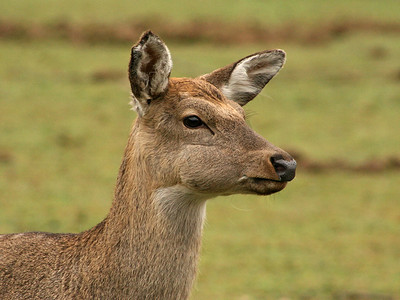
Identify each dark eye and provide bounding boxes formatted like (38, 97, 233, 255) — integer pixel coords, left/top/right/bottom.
(183, 115, 203, 128)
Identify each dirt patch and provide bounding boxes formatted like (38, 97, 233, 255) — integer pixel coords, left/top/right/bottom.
(0, 149, 13, 165)
(334, 290, 396, 300)
(291, 150, 400, 174)
(91, 69, 124, 82)
(393, 68, 400, 81)
(55, 133, 85, 149)
(1, 18, 399, 45)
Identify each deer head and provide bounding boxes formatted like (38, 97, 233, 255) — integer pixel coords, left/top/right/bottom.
(128, 31, 296, 198)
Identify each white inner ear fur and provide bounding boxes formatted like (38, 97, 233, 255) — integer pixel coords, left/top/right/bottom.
(130, 35, 173, 116)
(142, 42, 172, 96)
(221, 51, 285, 103)
(130, 94, 149, 116)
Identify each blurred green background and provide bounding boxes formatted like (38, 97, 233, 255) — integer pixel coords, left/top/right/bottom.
(0, 1, 399, 299)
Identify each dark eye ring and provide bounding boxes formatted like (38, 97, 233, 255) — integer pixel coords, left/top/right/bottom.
(183, 115, 203, 129)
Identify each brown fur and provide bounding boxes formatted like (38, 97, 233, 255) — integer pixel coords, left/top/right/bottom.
(0, 31, 295, 299)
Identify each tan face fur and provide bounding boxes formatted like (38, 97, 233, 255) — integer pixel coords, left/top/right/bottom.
(129, 31, 296, 198)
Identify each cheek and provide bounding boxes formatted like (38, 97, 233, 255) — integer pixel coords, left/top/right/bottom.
(178, 146, 242, 192)
(144, 146, 181, 186)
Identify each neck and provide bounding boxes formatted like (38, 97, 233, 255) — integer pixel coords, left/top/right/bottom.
(83, 129, 208, 299)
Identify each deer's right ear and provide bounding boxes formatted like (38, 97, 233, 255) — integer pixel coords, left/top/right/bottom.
(129, 31, 172, 116)
(200, 50, 286, 106)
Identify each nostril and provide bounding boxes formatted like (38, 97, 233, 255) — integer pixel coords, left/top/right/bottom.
(271, 161, 286, 173)
(274, 165, 284, 173)
(270, 155, 286, 173)
(270, 154, 297, 182)
(270, 154, 284, 164)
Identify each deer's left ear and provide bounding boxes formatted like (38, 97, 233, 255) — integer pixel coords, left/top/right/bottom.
(200, 50, 285, 106)
(129, 31, 172, 116)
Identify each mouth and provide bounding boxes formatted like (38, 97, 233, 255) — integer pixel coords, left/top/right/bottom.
(239, 175, 287, 195)
(251, 177, 282, 183)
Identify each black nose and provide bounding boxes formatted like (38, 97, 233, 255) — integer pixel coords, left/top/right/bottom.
(270, 155, 297, 182)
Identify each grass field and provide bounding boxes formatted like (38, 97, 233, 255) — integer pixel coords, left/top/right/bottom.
(1, 1, 399, 299)
(2, 0, 400, 25)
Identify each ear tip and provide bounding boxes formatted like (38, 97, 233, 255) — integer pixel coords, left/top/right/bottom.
(257, 49, 286, 63)
(142, 30, 156, 39)
(131, 30, 163, 53)
(274, 49, 286, 57)
(141, 30, 153, 41)
(136, 30, 161, 45)
(264, 49, 286, 66)
(269, 49, 286, 62)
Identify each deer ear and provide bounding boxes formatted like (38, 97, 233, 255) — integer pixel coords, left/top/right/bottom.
(200, 50, 285, 106)
(129, 31, 172, 116)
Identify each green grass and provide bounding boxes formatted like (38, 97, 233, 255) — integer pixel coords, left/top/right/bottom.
(195, 172, 400, 299)
(1, 0, 400, 25)
(1, 1, 400, 299)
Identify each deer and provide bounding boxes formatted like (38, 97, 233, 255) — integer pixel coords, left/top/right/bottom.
(0, 31, 296, 299)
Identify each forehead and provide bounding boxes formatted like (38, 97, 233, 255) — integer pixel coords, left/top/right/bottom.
(170, 78, 224, 101)
(167, 78, 245, 116)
